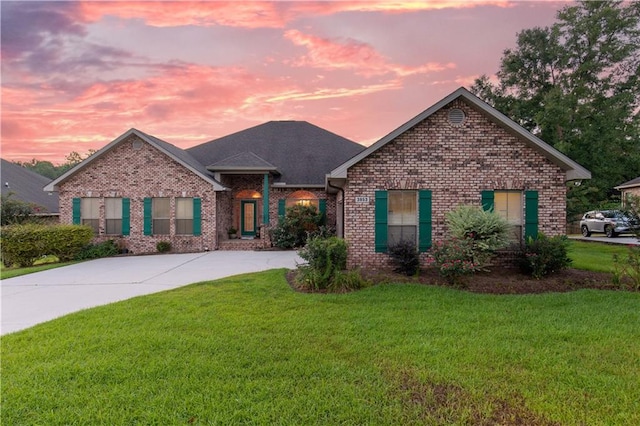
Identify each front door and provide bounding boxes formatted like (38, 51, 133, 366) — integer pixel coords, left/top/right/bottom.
(241, 200, 257, 238)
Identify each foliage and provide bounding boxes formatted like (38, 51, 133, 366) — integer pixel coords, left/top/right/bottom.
(0, 193, 39, 225)
(296, 236, 368, 292)
(0, 224, 93, 267)
(74, 240, 119, 261)
(520, 234, 572, 279)
(388, 240, 420, 276)
(445, 205, 510, 269)
(4, 269, 638, 424)
(156, 241, 171, 253)
(14, 150, 97, 179)
(621, 195, 640, 242)
(428, 239, 480, 285)
(471, 1, 640, 216)
(612, 246, 640, 290)
(270, 204, 327, 249)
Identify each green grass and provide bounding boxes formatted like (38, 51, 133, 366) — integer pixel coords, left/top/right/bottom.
(2, 269, 639, 425)
(0, 259, 78, 280)
(567, 240, 631, 272)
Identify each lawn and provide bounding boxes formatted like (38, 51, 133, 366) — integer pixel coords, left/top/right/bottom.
(2, 268, 639, 425)
(567, 240, 633, 273)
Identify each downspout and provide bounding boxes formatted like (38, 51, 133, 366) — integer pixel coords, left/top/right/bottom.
(327, 179, 345, 239)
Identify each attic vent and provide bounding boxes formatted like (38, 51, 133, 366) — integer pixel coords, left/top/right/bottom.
(448, 108, 466, 125)
(132, 140, 143, 150)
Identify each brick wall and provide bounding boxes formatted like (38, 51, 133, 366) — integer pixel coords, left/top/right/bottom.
(58, 134, 218, 254)
(343, 99, 567, 269)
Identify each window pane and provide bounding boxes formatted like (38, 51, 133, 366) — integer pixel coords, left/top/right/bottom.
(389, 191, 416, 225)
(105, 198, 122, 219)
(81, 198, 99, 219)
(176, 219, 193, 235)
(494, 191, 522, 224)
(153, 219, 170, 235)
(176, 198, 193, 219)
(106, 219, 122, 235)
(153, 198, 170, 219)
(285, 199, 319, 209)
(388, 225, 417, 246)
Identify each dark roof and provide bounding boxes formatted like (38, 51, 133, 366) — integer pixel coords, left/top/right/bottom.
(1, 159, 59, 213)
(615, 176, 640, 190)
(187, 121, 365, 185)
(209, 152, 279, 173)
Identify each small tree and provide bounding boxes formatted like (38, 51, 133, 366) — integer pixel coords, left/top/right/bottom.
(270, 204, 326, 249)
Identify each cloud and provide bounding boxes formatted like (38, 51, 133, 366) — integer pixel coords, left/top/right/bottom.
(284, 29, 455, 78)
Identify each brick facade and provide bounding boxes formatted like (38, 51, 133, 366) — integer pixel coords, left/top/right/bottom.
(58, 134, 218, 254)
(342, 99, 567, 269)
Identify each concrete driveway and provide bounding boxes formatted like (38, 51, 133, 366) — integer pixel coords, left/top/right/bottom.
(1, 250, 302, 335)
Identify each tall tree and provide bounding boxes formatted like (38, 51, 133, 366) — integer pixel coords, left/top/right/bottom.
(15, 149, 97, 179)
(472, 0, 640, 218)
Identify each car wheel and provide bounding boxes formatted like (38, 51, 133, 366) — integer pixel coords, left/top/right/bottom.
(581, 225, 591, 237)
(604, 225, 616, 238)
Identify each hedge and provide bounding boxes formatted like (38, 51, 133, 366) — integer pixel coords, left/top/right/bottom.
(1, 224, 94, 267)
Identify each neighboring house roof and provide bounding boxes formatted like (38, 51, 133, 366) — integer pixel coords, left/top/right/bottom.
(328, 87, 592, 183)
(187, 121, 365, 186)
(208, 152, 280, 174)
(44, 128, 227, 192)
(615, 176, 640, 190)
(1, 158, 59, 214)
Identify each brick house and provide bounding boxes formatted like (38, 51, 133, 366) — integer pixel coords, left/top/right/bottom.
(615, 177, 640, 206)
(45, 121, 364, 254)
(327, 87, 591, 269)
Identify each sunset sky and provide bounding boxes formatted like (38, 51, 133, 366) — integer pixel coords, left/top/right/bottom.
(1, 1, 569, 164)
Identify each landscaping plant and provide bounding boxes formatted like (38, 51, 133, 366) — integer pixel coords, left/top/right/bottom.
(270, 204, 327, 249)
(75, 240, 120, 260)
(520, 233, 572, 279)
(156, 241, 172, 253)
(612, 246, 640, 290)
(428, 239, 479, 284)
(388, 240, 420, 276)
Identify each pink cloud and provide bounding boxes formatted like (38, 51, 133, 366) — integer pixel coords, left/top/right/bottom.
(284, 30, 455, 77)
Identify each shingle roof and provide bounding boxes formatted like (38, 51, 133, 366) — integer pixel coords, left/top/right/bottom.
(187, 121, 365, 186)
(208, 152, 279, 173)
(1, 159, 59, 213)
(615, 176, 640, 190)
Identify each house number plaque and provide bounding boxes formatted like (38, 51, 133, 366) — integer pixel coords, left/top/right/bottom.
(355, 196, 370, 203)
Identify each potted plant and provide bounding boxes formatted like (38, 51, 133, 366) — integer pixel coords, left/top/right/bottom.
(228, 226, 238, 239)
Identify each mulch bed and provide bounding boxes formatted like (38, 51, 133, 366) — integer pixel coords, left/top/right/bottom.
(288, 267, 629, 295)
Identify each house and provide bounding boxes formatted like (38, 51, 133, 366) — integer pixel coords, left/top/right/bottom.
(327, 87, 591, 269)
(1, 158, 59, 218)
(615, 177, 640, 206)
(44, 121, 364, 253)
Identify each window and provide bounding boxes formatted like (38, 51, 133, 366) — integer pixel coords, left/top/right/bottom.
(285, 190, 319, 209)
(152, 198, 170, 235)
(175, 198, 194, 235)
(105, 198, 122, 235)
(81, 198, 99, 233)
(494, 191, 523, 240)
(388, 191, 417, 246)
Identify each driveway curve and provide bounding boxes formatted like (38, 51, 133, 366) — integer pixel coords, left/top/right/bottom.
(1, 250, 302, 335)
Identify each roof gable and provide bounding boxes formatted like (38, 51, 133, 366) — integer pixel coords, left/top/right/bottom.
(329, 87, 591, 182)
(44, 129, 226, 192)
(615, 176, 640, 190)
(208, 152, 279, 173)
(1, 159, 59, 213)
(187, 121, 365, 186)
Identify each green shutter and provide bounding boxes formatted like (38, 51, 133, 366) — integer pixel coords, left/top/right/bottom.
(418, 190, 432, 252)
(278, 199, 286, 220)
(481, 190, 494, 211)
(122, 198, 130, 236)
(193, 198, 202, 236)
(375, 191, 388, 253)
(319, 199, 327, 225)
(524, 190, 539, 241)
(72, 198, 81, 224)
(143, 198, 152, 235)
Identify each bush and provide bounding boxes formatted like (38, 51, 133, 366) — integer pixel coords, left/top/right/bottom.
(156, 241, 171, 253)
(428, 239, 480, 285)
(519, 234, 572, 279)
(75, 240, 119, 260)
(1, 224, 93, 267)
(296, 236, 367, 292)
(445, 205, 511, 270)
(612, 246, 640, 290)
(270, 205, 328, 249)
(388, 240, 420, 276)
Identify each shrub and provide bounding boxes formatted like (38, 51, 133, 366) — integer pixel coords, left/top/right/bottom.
(519, 234, 572, 279)
(156, 241, 172, 253)
(271, 205, 328, 249)
(296, 236, 367, 292)
(612, 246, 640, 290)
(1, 224, 93, 267)
(75, 240, 119, 260)
(388, 240, 420, 276)
(428, 239, 480, 285)
(446, 205, 510, 269)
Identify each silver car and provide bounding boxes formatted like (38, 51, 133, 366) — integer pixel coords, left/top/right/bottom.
(580, 210, 638, 238)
